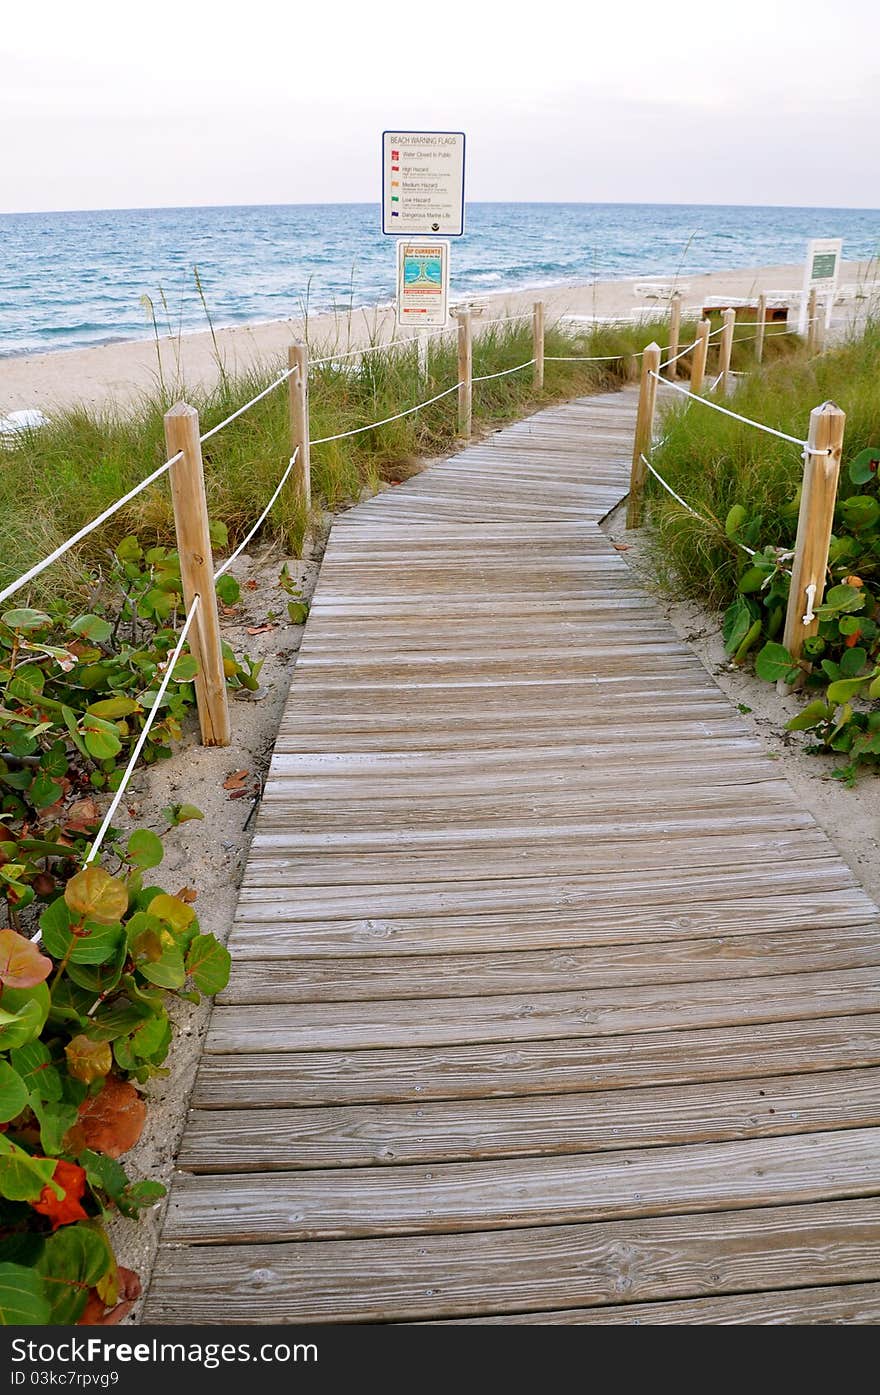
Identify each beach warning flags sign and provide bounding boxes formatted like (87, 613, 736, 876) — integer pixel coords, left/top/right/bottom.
(382, 132, 465, 237)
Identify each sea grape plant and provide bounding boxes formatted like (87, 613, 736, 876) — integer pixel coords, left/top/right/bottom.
(0, 533, 236, 1322)
(722, 446, 880, 783)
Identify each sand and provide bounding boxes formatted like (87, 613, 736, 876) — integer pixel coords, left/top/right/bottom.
(2, 259, 876, 417)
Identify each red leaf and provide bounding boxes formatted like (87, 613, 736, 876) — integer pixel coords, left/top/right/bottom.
(31, 1159, 88, 1230)
(77, 1078, 146, 1159)
(175, 886, 198, 904)
(78, 1268, 142, 1326)
(244, 580, 259, 591)
(0, 928, 52, 989)
(222, 770, 249, 791)
(246, 625, 274, 635)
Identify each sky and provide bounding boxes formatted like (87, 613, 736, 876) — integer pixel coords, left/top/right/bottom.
(4, 0, 879, 214)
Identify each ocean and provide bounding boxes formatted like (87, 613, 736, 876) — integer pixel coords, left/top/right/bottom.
(1, 202, 878, 358)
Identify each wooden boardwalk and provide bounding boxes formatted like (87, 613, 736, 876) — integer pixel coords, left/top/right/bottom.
(144, 387, 880, 1324)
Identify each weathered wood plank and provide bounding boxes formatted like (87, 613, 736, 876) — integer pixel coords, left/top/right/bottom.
(206, 966, 880, 1054)
(427, 1281, 880, 1325)
(193, 1013, 880, 1110)
(177, 1066, 880, 1173)
(143, 1198, 880, 1322)
(163, 1128, 880, 1243)
(219, 924, 880, 998)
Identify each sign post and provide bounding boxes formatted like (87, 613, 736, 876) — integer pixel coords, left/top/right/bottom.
(382, 132, 466, 237)
(798, 238, 842, 334)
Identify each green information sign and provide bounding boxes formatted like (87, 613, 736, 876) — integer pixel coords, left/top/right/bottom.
(811, 252, 837, 280)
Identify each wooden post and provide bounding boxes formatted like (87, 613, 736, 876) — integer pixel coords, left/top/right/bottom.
(754, 293, 767, 364)
(780, 401, 846, 675)
(457, 309, 473, 438)
(718, 307, 736, 391)
(533, 301, 545, 390)
(626, 342, 662, 529)
(416, 330, 428, 384)
(690, 318, 711, 394)
(163, 403, 231, 748)
(665, 292, 681, 381)
(807, 288, 819, 353)
(288, 343, 311, 510)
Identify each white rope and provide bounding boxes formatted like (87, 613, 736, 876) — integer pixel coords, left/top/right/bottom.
(545, 351, 641, 363)
(471, 359, 536, 384)
(199, 367, 295, 444)
(658, 336, 701, 369)
(640, 453, 758, 558)
(0, 454, 181, 607)
(651, 372, 812, 449)
(310, 381, 462, 445)
(214, 448, 300, 579)
(30, 594, 202, 944)
(82, 596, 202, 869)
(476, 312, 534, 328)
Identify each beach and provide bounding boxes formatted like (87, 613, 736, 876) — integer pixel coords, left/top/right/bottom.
(2, 259, 875, 417)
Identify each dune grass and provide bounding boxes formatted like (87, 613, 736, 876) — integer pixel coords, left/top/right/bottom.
(0, 314, 679, 597)
(645, 317, 880, 608)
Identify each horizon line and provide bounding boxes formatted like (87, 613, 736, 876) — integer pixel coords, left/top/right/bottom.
(3, 196, 880, 218)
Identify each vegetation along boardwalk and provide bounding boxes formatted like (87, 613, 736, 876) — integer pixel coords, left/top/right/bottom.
(144, 386, 880, 1324)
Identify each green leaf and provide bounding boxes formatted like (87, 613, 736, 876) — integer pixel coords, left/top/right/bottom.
(39, 898, 123, 966)
(215, 574, 240, 606)
(10, 1041, 62, 1102)
(869, 673, 880, 700)
(848, 448, 880, 485)
(139, 939, 186, 989)
(86, 696, 141, 719)
(738, 566, 770, 594)
(82, 719, 122, 761)
(0, 1062, 28, 1122)
(170, 653, 199, 683)
(839, 495, 880, 531)
(30, 772, 64, 810)
(1, 609, 50, 632)
(115, 535, 142, 562)
(0, 997, 44, 1051)
(733, 618, 763, 666)
(827, 676, 872, 705)
(0, 1135, 57, 1201)
(185, 933, 231, 994)
(725, 504, 748, 539)
(287, 600, 309, 625)
(118, 1179, 166, 1217)
(127, 828, 164, 870)
(755, 641, 799, 685)
(787, 700, 833, 732)
(163, 802, 204, 827)
(81, 1149, 128, 1204)
(70, 614, 113, 644)
(817, 583, 865, 616)
(722, 597, 753, 654)
(0, 1261, 50, 1325)
(38, 1224, 114, 1325)
(840, 646, 868, 678)
(61, 705, 90, 760)
(209, 519, 229, 548)
(88, 996, 155, 1042)
(30, 1094, 79, 1155)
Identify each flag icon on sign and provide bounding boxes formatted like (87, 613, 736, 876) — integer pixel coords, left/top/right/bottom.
(391, 149, 400, 159)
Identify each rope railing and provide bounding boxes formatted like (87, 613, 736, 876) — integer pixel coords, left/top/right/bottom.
(214, 448, 300, 580)
(0, 454, 182, 607)
(649, 372, 815, 450)
(309, 381, 463, 446)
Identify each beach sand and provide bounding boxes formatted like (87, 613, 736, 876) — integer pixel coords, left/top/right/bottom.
(2, 260, 876, 417)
